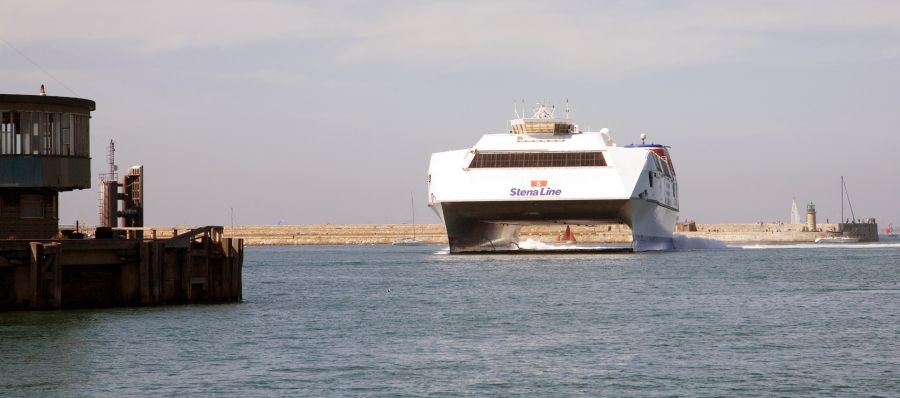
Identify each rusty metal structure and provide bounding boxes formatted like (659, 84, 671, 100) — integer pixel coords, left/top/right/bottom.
(98, 141, 144, 229)
(98, 140, 118, 228)
(122, 166, 144, 228)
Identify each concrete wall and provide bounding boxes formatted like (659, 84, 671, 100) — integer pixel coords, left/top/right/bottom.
(840, 223, 879, 242)
(77, 222, 870, 247)
(135, 224, 634, 246)
(672, 223, 841, 243)
(691, 223, 838, 233)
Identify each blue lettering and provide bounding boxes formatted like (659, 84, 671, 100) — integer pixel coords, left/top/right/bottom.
(509, 186, 563, 196)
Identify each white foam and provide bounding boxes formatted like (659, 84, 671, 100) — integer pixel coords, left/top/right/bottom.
(672, 235, 732, 251)
(517, 239, 577, 250)
(740, 242, 900, 250)
(519, 239, 634, 251)
(432, 237, 900, 254)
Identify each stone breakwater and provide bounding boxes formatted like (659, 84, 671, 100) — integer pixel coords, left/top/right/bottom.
(679, 223, 841, 243)
(132, 223, 844, 246)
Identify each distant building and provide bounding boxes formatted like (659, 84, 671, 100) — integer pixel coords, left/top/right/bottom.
(0, 93, 95, 239)
(806, 202, 817, 232)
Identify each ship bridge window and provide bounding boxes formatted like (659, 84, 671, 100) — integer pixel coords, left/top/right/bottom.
(659, 158, 672, 177)
(469, 151, 606, 168)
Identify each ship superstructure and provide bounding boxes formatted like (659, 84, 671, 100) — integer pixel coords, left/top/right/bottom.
(426, 103, 679, 253)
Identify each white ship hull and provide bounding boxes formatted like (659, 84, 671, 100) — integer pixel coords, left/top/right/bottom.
(435, 198, 677, 253)
(427, 113, 679, 254)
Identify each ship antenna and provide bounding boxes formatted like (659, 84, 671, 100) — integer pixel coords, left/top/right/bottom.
(513, 100, 520, 119)
(565, 98, 570, 119)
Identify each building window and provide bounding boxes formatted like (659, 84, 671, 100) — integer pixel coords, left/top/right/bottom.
(62, 114, 72, 156)
(0, 111, 21, 155)
(0, 110, 89, 157)
(469, 151, 607, 168)
(50, 113, 60, 156)
(32, 112, 40, 155)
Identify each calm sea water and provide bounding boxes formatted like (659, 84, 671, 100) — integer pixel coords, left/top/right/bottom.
(2, 241, 900, 397)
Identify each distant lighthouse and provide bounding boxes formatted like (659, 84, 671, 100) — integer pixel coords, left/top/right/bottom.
(806, 202, 817, 232)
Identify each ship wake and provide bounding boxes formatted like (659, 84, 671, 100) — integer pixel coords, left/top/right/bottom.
(740, 242, 900, 250)
(672, 235, 732, 251)
(517, 239, 630, 251)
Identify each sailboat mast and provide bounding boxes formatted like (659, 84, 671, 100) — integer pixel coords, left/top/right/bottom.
(410, 192, 415, 239)
(841, 176, 844, 223)
(790, 198, 800, 224)
(843, 176, 857, 222)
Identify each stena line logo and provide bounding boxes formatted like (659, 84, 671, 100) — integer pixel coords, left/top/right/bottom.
(510, 180, 562, 197)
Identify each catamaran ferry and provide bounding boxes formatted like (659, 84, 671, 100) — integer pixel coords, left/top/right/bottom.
(426, 103, 679, 253)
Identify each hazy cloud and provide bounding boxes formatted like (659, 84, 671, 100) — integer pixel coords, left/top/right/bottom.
(4, 1, 899, 71)
(1, 0, 326, 52)
(2, 0, 899, 225)
(344, 1, 900, 72)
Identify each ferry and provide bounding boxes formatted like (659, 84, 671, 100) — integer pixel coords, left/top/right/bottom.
(426, 103, 679, 253)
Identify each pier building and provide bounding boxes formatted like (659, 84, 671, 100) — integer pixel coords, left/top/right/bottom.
(1, 91, 242, 310)
(1, 93, 94, 239)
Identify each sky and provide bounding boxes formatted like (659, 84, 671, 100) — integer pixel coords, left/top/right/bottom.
(1, 0, 899, 227)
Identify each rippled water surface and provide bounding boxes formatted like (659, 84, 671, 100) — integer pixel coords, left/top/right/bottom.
(2, 243, 900, 396)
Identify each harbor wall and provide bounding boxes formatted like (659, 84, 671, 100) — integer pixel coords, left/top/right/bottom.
(128, 224, 632, 245)
(122, 223, 845, 246)
(0, 227, 242, 311)
(839, 223, 879, 242)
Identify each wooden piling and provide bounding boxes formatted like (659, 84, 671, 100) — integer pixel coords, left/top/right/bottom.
(236, 238, 243, 301)
(182, 246, 193, 301)
(152, 242, 163, 303)
(140, 241, 150, 304)
(29, 242, 43, 309)
(46, 243, 62, 309)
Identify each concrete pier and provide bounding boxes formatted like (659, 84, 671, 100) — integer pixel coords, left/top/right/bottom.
(0, 226, 242, 310)
(172, 222, 879, 246)
(838, 222, 879, 242)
